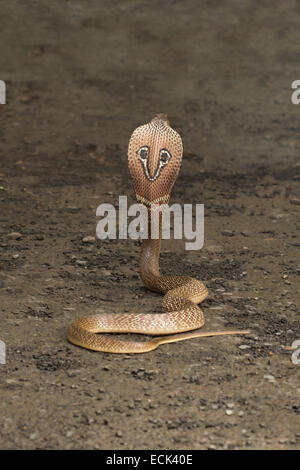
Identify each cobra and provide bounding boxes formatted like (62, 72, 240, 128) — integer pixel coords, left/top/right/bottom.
(67, 114, 249, 353)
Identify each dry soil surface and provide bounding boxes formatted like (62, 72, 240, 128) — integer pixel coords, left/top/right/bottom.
(0, 0, 300, 450)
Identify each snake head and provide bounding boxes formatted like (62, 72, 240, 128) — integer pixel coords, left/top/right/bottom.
(128, 114, 183, 205)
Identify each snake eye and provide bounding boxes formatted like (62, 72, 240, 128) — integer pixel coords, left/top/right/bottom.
(159, 148, 171, 165)
(137, 146, 149, 160)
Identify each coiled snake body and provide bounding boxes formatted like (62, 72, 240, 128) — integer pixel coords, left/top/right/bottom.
(67, 115, 249, 353)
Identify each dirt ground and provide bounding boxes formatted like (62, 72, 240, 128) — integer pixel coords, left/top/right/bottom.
(0, 0, 300, 450)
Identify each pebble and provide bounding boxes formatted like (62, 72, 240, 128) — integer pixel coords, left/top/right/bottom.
(101, 269, 112, 277)
(264, 374, 276, 383)
(5, 379, 19, 385)
(271, 213, 289, 220)
(67, 206, 80, 213)
(221, 230, 235, 237)
(290, 198, 300, 205)
(226, 409, 233, 416)
(205, 245, 223, 254)
(209, 305, 224, 311)
(8, 232, 22, 240)
(82, 236, 96, 244)
(239, 345, 251, 350)
(226, 402, 235, 409)
(76, 260, 87, 266)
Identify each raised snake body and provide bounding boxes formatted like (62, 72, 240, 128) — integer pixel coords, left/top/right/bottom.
(67, 115, 249, 353)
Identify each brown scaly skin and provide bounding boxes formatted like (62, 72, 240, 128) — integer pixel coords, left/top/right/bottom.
(67, 115, 249, 353)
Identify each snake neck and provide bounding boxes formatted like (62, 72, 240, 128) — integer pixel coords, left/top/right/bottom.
(139, 209, 163, 292)
(139, 205, 193, 295)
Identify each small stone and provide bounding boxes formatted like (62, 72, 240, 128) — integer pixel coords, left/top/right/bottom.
(221, 230, 235, 237)
(226, 409, 233, 416)
(241, 230, 251, 237)
(290, 198, 300, 206)
(264, 374, 276, 382)
(209, 305, 224, 311)
(8, 232, 22, 240)
(12, 254, 19, 259)
(226, 402, 235, 409)
(205, 245, 223, 254)
(67, 206, 80, 213)
(239, 344, 250, 350)
(116, 431, 123, 437)
(82, 236, 96, 244)
(101, 269, 112, 277)
(5, 379, 19, 385)
(271, 213, 289, 220)
(76, 260, 87, 266)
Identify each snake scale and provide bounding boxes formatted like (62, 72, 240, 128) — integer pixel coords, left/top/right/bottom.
(67, 114, 249, 353)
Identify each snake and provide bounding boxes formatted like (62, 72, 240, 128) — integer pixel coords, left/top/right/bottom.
(67, 114, 249, 353)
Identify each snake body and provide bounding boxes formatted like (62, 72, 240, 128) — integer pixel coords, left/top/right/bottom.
(67, 115, 249, 353)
